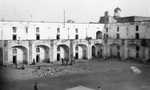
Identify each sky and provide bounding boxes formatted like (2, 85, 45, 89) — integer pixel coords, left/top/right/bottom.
(0, 0, 150, 23)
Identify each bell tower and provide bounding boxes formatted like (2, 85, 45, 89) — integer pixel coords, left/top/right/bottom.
(114, 7, 121, 18)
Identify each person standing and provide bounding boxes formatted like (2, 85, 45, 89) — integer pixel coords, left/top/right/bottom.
(98, 86, 102, 90)
(34, 82, 38, 90)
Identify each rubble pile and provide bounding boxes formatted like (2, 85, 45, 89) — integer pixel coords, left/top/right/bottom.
(30, 67, 67, 76)
(29, 66, 91, 77)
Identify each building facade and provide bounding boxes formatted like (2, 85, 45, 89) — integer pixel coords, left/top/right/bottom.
(0, 21, 105, 65)
(0, 8, 150, 66)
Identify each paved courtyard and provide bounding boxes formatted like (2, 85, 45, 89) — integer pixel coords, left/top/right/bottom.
(0, 59, 150, 90)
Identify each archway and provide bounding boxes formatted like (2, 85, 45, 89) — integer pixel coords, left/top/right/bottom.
(109, 44, 120, 59)
(96, 31, 102, 39)
(11, 46, 28, 64)
(57, 44, 69, 61)
(76, 44, 88, 60)
(126, 44, 140, 60)
(0, 48, 3, 66)
(92, 43, 104, 59)
(35, 45, 49, 63)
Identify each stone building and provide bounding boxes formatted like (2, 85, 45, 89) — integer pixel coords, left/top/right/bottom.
(0, 21, 104, 65)
(99, 7, 150, 62)
(0, 7, 150, 66)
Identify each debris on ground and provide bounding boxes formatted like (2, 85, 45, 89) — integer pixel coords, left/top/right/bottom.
(130, 66, 141, 74)
(28, 66, 92, 77)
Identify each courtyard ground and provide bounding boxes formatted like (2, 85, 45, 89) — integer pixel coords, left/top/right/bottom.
(0, 59, 150, 90)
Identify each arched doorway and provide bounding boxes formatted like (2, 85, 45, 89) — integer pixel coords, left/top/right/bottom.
(96, 31, 102, 39)
(35, 45, 49, 63)
(127, 44, 140, 60)
(76, 44, 88, 60)
(57, 44, 69, 61)
(109, 44, 120, 59)
(92, 43, 104, 59)
(0, 48, 3, 66)
(11, 46, 28, 64)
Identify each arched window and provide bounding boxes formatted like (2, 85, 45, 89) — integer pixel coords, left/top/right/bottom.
(57, 46, 60, 51)
(36, 47, 40, 53)
(96, 31, 102, 39)
(13, 48, 17, 54)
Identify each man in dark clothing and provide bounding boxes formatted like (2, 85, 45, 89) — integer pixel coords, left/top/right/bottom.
(34, 82, 38, 90)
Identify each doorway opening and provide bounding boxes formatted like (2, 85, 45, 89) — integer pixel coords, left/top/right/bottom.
(36, 54, 40, 62)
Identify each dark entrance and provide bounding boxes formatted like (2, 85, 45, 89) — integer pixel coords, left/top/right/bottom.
(13, 56, 17, 64)
(75, 52, 78, 59)
(36, 55, 40, 62)
(117, 52, 120, 58)
(92, 46, 96, 57)
(57, 53, 60, 61)
(99, 49, 103, 58)
(0, 48, 3, 65)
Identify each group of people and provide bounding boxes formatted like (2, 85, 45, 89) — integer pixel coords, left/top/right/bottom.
(61, 58, 75, 66)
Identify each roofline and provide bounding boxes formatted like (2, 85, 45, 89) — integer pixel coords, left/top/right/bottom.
(0, 20, 102, 24)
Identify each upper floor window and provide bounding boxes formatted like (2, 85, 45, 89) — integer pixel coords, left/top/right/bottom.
(117, 27, 119, 32)
(36, 47, 40, 53)
(136, 46, 140, 51)
(117, 45, 120, 50)
(36, 27, 39, 32)
(56, 34, 60, 39)
(36, 34, 40, 40)
(12, 34, 17, 40)
(26, 27, 28, 33)
(136, 26, 139, 31)
(135, 33, 139, 39)
(13, 27, 17, 33)
(57, 28, 60, 33)
(106, 34, 108, 39)
(106, 28, 108, 32)
(117, 34, 120, 39)
(75, 34, 79, 39)
(13, 48, 17, 54)
(75, 28, 78, 33)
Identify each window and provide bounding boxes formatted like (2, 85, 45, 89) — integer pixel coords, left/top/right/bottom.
(135, 33, 139, 39)
(136, 46, 140, 51)
(75, 34, 78, 39)
(36, 27, 39, 32)
(36, 34, 40, 40)
(136, 53, 139, 58)
(75, 46, 78, 51)
(136, 26, 139, 31)
(13, 48, 17, 54)
(103, 34, 105, 39)
(13, 27, 17, 33)
(13, 34, 17, 40)
(106, 28, 108, 32)
(117, 45, 120, 50)
(57, 28, 60, 33)
(75, 28, 78, 33)
(106, 34, 108, 39)
(26, 27, 28, 33)
(117, 34, 120, 39)
(36, 47, 40, 53)
(117, 27, 119, 32)
(57, 46, 60, 51)
(56, 34, 60, 39)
